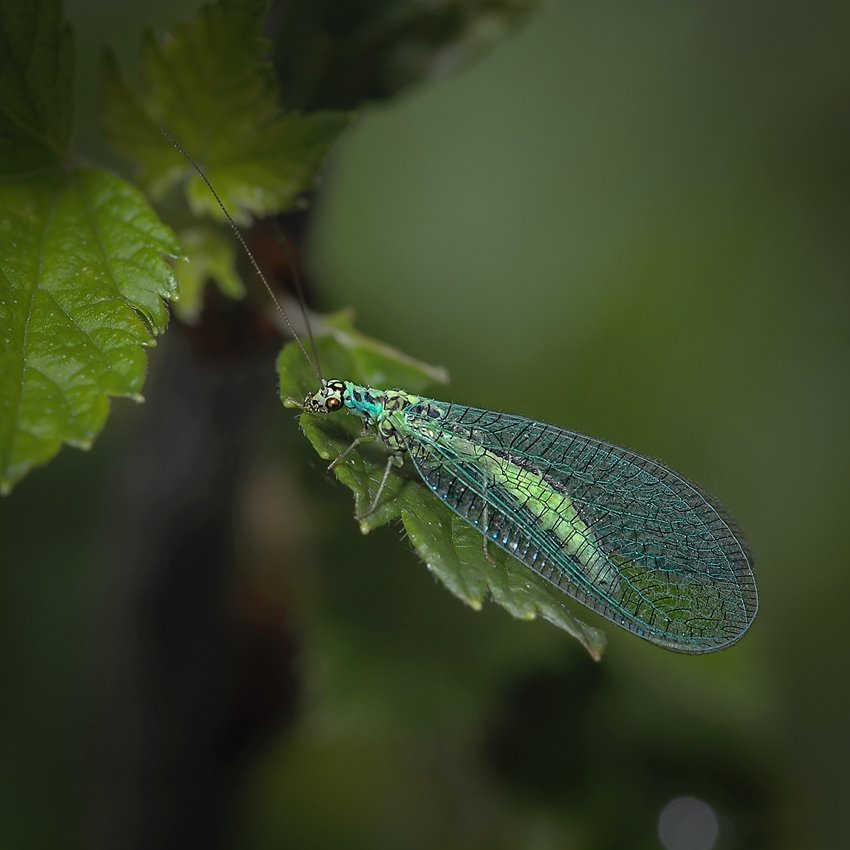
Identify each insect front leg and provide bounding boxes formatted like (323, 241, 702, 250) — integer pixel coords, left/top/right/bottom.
(355, 452, 404, 521)
(328, 431, 376, 471)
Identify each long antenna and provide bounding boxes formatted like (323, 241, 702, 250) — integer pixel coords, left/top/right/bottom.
(160, 128, 322, 381)
(272, 216, 323, 379)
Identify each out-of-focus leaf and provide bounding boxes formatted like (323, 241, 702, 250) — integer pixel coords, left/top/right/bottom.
(277, 333, 607, 659)
(0, 0, 73, 175)
(171, 224, 244, 323)
(100, 0, 352, 224)
(323, 310, 450, 388)
(270, 0, 547, 109)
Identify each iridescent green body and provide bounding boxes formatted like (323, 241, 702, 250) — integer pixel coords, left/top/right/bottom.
(304, 379, 758, 653)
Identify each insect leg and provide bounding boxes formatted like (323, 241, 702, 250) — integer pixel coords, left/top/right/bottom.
(355, 452, 403, 521)
(328, 433, 376, 471)
(480, 476, 498, 567)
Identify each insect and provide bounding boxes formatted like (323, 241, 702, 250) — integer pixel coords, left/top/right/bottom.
(166, 132, 759, 654)
(292, 379, 758, 653)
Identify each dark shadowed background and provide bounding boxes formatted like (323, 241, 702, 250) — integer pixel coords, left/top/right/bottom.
(2, 1, 849, 848)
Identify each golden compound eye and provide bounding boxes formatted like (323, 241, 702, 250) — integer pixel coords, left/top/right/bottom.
(326, 397, 342, 411)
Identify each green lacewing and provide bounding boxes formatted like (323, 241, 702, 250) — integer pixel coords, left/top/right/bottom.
(167, 131, 758, 654)
(292, 381, 758, 653)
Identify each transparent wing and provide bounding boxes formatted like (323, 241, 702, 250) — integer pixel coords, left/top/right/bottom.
(401, 399, 758, 653)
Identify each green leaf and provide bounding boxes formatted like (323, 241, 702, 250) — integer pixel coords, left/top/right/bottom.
(0, 168, 181, 493)
(171, 224, 244, 323)
(323, 310, 450, 389)
(0, 0, 73, 174)
(277, 333, 607, 659)
(0, 0, 183, 492)
(100, 0, 352, 225)
(270, 0, 547, 110)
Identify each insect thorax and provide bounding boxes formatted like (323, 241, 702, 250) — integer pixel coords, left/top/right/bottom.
(343, 383, 420, 425)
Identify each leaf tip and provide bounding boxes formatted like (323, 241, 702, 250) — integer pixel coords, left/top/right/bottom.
(358, 518, 377, 535)
(581, 628, 607, 662)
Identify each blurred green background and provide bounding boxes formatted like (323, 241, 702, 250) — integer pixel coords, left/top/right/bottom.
(2, 1, 849, 848)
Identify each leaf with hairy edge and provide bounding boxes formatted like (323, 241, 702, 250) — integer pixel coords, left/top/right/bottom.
(101, 0, 352, 225)
(277, 334, 607, 659)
